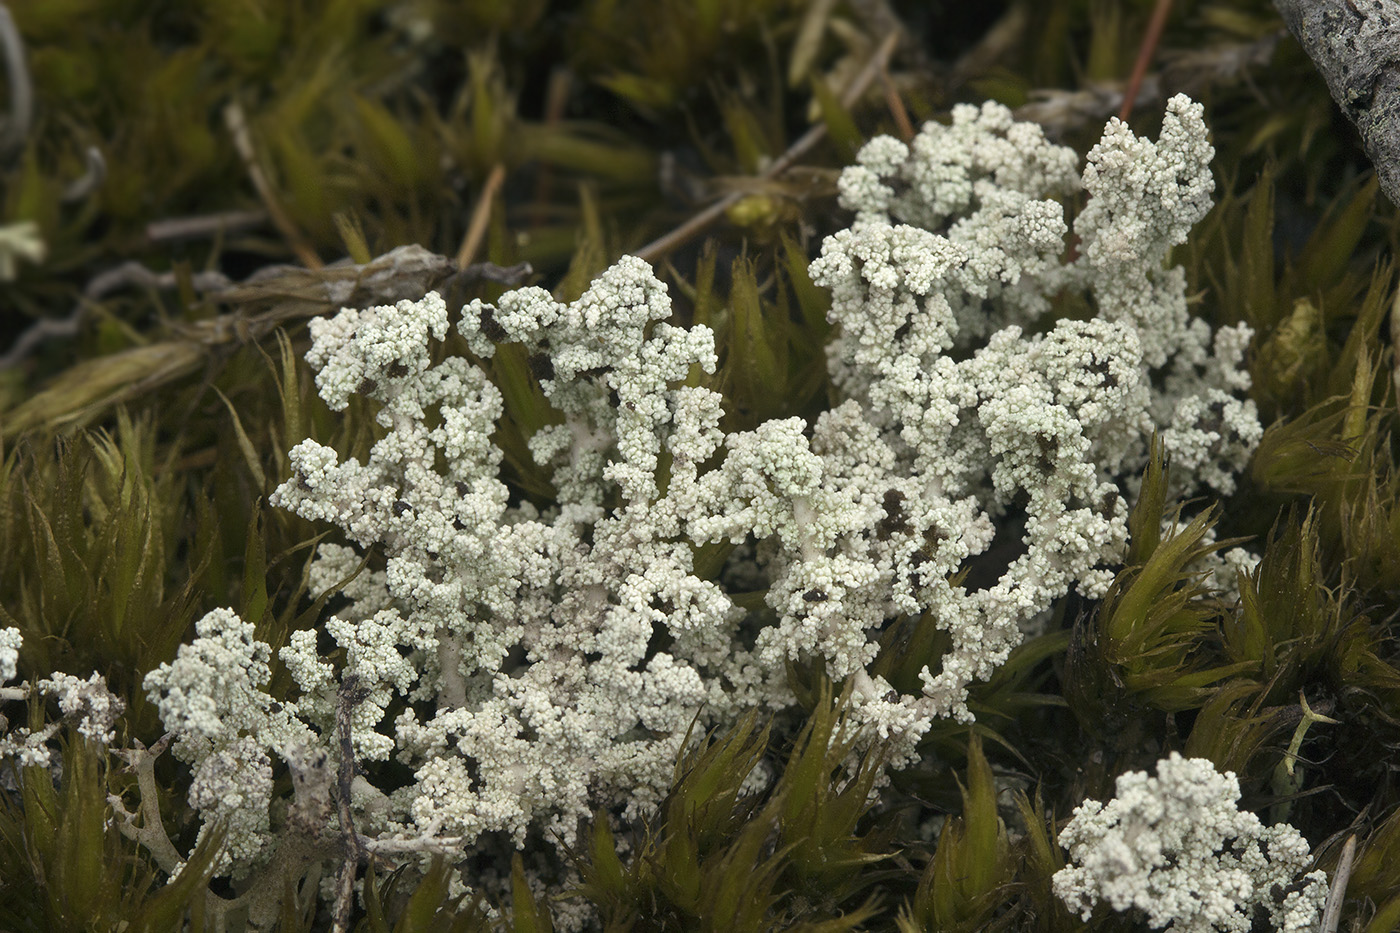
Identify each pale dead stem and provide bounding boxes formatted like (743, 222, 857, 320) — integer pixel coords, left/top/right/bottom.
(456, 162, 507, 269)
(1320, 834, 1356, 933)
(110, 715, 464, 932)
(0, 248, 530, 432)
(225, 101, 324, 271)
(0, 2, 31, 156)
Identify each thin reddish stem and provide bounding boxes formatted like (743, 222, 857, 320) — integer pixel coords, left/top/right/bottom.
(1119, 0, 1173, 120)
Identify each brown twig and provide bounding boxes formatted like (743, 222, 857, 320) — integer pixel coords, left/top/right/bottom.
(1013, 31, 1281, 141)
(224, 101, 323, 270)
(635, 29, 901, 262)
(1119, 0, 1174, 120)
(332, 676, 370, 933)
(456, 162, 506, 268)
(879, 61, 915, 142)
(456, 259, 533, 287)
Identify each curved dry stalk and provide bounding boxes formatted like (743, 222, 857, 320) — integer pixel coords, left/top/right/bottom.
(0, 246, 530, 434)
(635, 30, 901, 262)
(224, 101, 323, 270)
(0, 3, 32, 156)
(455, 162, 506, 268)
(60, 147, 107, 203)
(1320, 834, 1356, 933)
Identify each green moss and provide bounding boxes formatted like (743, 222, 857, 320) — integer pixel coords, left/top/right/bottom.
(568, 687, 891, 931)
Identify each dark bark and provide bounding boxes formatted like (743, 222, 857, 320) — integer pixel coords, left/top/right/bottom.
(1274, 0, 1400, 205)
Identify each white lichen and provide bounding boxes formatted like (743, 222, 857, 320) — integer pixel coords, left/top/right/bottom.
(1053, 754, 1327, 932)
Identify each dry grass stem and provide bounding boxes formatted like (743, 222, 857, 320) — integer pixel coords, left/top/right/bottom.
(636, 29, 901, 261)
(456, 162, 506, 268)
(224, 101, 323, 270)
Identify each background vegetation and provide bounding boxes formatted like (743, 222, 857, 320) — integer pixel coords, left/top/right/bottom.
(2, 0, 1398, 930)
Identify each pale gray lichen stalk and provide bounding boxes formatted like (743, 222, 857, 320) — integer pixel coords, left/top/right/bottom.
(1053, 754, 1327, 933)
(0, 626, 124, 767)
(142, 608, 316, 874)
(123, 95, 1268, 896)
